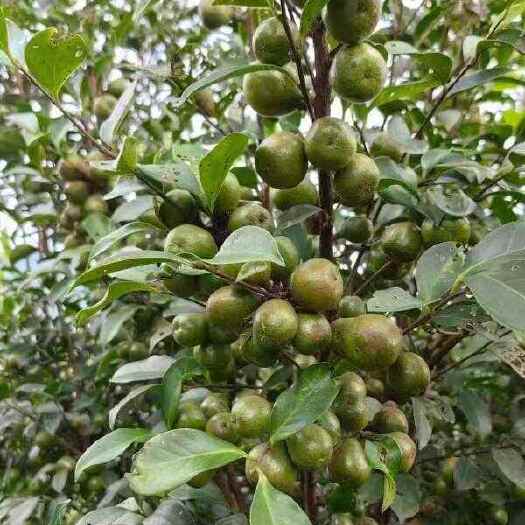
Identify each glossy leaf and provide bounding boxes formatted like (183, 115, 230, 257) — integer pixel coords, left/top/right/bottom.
(109, 384, 158, 430)
(276, 204, 321, 233)
(412, 397, 432, 449)
(493, 448, 525, 487)
(100, 81, 136, 144)
(448, 67, 512, 96)
(300, 0, 329, 38)
(111, 355, 175, 383)
(367, 287, 422, 313)
(457, 390, 492, 438)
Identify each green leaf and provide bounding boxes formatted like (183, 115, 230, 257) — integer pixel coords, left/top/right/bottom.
(416, 242, 464, 305)
(432, 300, 490, 329)
(426, 185, 476, 217)
(276, 204, 321, 233)
(391, 474, 421, 524)
(24, 28, 87, 99)
(112, 195, 154, 223)
(386, 116, 428, 155)
(300, 0, 329, 38)
(74, 428, 151, 481)
(270, 364, 340, 444)
(365, 440, 399, 511)
(231, 166, 257, 188)
(200, 133, 249, 211)
(0, 14, 28, 66)
(76, 281, 158, 325)
(175, 63, 295, 108)
(213, 0, 270, 6)
(48, 499, 71, 525)
(100, 81, 136, 144)
(385, 41, 453, 83)
(412, 397, 432, 449)
(250, 474, 311, 525)
(99, 304, 138, 346)
(111, 355, 175, 383)
(208, 226, 285, 266)
(72, 250, 183, 287)
(448, 67, 512, 96)
(128, 429, 246, 495)
(77, 507, 143, 525)
(457, 390, 492, 438)
(367, 287, 422, 313)
(109, 384, 158, 430)
(374, 78, 439, 107)
(490, 0, 525, 32)
(139, 163, 203, 198)
(90, 221, 159, 260)
(492, 448, 525, 487)
(116, 136, 138, 173)
(453, 457, 482, 491)
(162, 357, 204, 430)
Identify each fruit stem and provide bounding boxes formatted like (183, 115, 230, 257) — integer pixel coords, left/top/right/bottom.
(302, 470, 318, 523)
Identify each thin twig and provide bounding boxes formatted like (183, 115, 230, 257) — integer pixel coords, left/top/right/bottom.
(354, 260, 394, 296)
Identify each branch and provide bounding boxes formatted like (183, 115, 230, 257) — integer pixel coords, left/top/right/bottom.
(354, 260, 394, 296)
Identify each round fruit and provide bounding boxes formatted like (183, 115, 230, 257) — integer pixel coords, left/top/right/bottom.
(338, 295, 366, 318)
(338, 371, 367, 403)
(94, 94, 117, 119)
(158, 189, 197, 228)
(172, 312, 208, 347)
(194, 89, 216, 117)
(255, 132, 307, 189)
(304, 117, 356, 170)
(253, 299, 298, 349)
(381, 222, 422, 262)
(85, 194, 108, 215)
(332, 314, 403, 370)
(389, 432, 416, 472)
(177, 402, 207, 430)
(372, 403, 409, 433)
(334, 154, 379, 208)
(294, 313, 332, 355)
(228, 202, 274, 232)
(206, 286, 258, 343)
(164, 273, 198, 298)
(64, 180, 89, 204)
(491, 507, 509, 525)
(108, 78, 129, 97)
(441, 456, 458, 486)
(331, 43, 387, 102)
(242, 336, 280, 367)
(206, 412, 238, 443)
(421, 217, 472, 247)
(370, 132, 403, 162)
(201, 393, 229, 418)
(273, 180, 318, 211)
(253, 16, 299, 66)
(337, 216, 374, 244)
(199, 0, 233, 29)
(196, 343, 233, 373)
(287, 423, 334, 469)
(317, 410, 342, 443)
(272, 236, 300, 281)
(433, 477, 448, 496)
(128, 341, 148, 360)
(232, 395, 271, 438)
(386, 352, 430, 400)
(164, 224, 218, 258)
(242, 65, 304, 117)
(290, 258, 344, 312)
(366, 377, 384, 398)
(246, 442, 300, 496)
(325, 0, 381, 44)
(87, 475, 105, 493)
(337, 397, 369, 432)
(215, 173, 241, 214)
(35, 431, 55, 448)
(329, 438, 370, 486)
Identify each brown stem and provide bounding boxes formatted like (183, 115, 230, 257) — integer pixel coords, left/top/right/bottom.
(302, 471, 318, 523)
(354, 260, 394, 296)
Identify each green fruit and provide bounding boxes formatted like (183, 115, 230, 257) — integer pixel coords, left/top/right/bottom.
(337, 215, 374, 244)
(491, 507, 509, 525)
(325, 0, 381, 44)
(338, 295, 366, 318)
(273, 180, 318, 211)
(177, 402, 207, 430)
(293, 313, 332, 355)
(35, 431, 55, 448)
(206, 286, 258, 343)
(386, 352, 430, 400)
(287, 423, 334, 469)
(372, 403, 409, 433)
(253, 16, 299, 66)
(334, 154, 379, 208)
(290, 258, 344, 312)
(366, 377, 384, 399)
(206, 412, 238, 443)
(228, 202, 274, 232)
(201, 393, 229, 418)
(381, 222, 422, 262)
(164, 273, 198, 297)
(331, 43, 387, 102)
(433, 478, 448, 496)
(108, 78, 129, 97)
(199, 0, 233, 29)
(317, 410, 342, 443)
(85, 194, 108, 215)
(193, 89, 216, 117)
(370, 132, 403, 162)
(336, 397, 369, 432)
(215, 173, 241, 213)
(253, 299, 298, 349)
(242, 336, 280, 367)
(229, 261, 272, 286)
(164, 224, 218, 258)
(129, 341, 148, 360)
(272, 236, 300, 281)
(196, 342, 233, 371)
(332, 514, 355, 525)
(441, 456, 458, 486)
(421, 217, 472, 247)
(246, 442, 300, 496)
(63, 203, 83, 223)
(329, 438, 370, 486)
(232, 395, 271, 438)
(87, 475, 105, 493)
(172, 312, 208, 347)
(332, 314, 403, 370)
(158, 189, 197, 228)
(94, 94, 117, 119)
(338, 371, 367, 402)
(389, 432, 416, 472)
(64, 180, 89, 204)
(255, 132, 307, 189)
(242, 65, 304, 117)
(304, 117, 357, 170)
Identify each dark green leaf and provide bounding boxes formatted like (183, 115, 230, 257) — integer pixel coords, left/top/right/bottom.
(453, 457, 482, 491)
(457, 390, 492, 438)
(367, 287, 422, 313)
(300, 0, 329, 38)
(492, 448, 525, 487)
